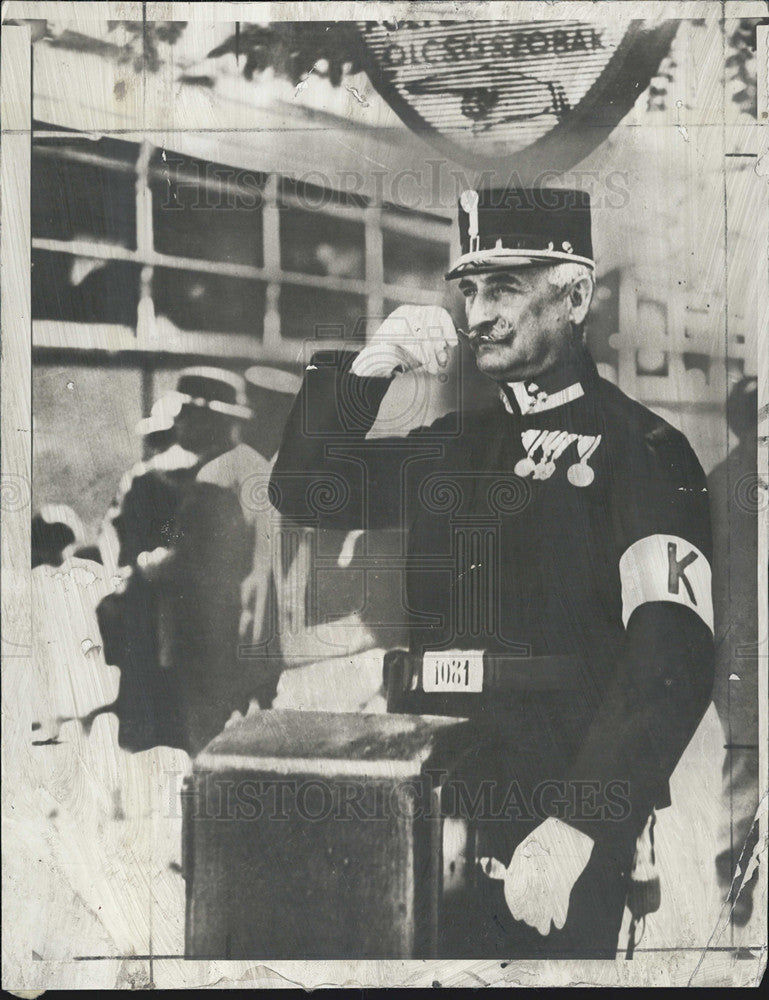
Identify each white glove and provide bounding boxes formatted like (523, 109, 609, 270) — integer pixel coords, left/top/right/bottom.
(136, 545, 172, 582)
(351, 305, 458, 378)
(111, 564, 133, 594)
(479, 817, 594, 937)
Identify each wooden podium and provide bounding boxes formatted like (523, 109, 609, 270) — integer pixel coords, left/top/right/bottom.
(183, 710, 471, 959)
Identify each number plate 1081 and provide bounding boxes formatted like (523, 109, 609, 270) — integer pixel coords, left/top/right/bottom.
(422, 651, 484, 693)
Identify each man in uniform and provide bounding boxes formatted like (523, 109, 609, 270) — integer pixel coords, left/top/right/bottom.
(270, 188, 714, 958)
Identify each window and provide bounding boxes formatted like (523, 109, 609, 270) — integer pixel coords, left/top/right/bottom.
(149, 150, 266, 266)
(383, 228, 450, 289)
(31, 126, 454, 357)
(32, 152, 137, 248)
(279, 284, 366, 341)
(280, 207, 364, 279)
(635, 349, 669, 377)
(153, 268, 265, 338)
(683, 351, 711, 382)
(32, 249, 140, 327)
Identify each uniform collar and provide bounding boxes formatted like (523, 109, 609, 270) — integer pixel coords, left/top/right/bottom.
(498, 348, 597, 416)
(502, 380, 584, 415)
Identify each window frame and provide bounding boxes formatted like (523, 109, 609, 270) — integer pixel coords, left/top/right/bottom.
(31, 134, 454, 363)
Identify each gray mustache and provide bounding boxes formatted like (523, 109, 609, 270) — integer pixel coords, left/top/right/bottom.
(461, 319, 513, 342)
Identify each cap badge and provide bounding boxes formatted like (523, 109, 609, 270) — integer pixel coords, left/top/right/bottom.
(460, 189, 480, 252)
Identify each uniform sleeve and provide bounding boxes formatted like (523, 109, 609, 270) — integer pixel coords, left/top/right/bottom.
(566, 423, 715, 841)
(615, 423, 713, 633)
(270, 349, 444, 531)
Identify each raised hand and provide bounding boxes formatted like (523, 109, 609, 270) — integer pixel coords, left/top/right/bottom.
(351, 304, 458, 378)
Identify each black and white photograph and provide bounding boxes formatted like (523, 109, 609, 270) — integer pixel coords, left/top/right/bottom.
(1, 1, 767, 990)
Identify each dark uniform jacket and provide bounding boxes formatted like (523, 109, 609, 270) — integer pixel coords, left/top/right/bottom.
(271, 347, 714, 856)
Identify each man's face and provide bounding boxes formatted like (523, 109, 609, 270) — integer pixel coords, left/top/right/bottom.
(459, 268, 577, 382)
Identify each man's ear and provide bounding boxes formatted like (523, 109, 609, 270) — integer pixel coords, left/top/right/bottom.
(568, 276, 593, 327)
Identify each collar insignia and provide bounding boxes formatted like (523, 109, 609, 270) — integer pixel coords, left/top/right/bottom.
(501, 380, 584, 415)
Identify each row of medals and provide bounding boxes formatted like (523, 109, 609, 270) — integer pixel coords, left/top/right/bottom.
(513, 428, 601, 487)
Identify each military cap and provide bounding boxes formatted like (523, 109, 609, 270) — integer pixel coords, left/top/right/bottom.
(446, 187, 594, 279)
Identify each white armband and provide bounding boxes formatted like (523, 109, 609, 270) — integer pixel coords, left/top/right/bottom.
(619, 534, 713, 633)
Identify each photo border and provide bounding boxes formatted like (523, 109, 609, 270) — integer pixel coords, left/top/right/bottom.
(1, 2, 767, 990)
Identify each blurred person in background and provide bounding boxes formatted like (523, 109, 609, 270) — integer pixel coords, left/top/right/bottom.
(708, 376, 760, 926)
(99, 390, 187, 573)
(96, 368, 254, 754)
(197, 365, 303, 713)
(31, 505, 119, 743)
(32, 503, 85, 569)
(100, 369, 251, 572)
(26, 503, 185, 964)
